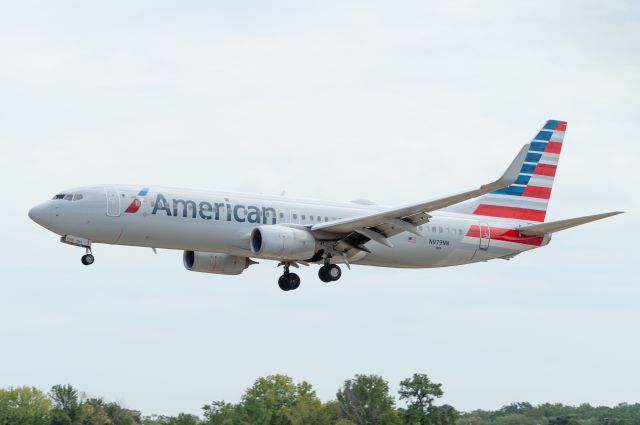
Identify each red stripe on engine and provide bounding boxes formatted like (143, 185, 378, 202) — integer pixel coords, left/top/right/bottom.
(473, 204, 546, 222)
(522, 185, 552, 199)
(534, 163, 557, 177)
(544, 141, 562, 154)
(466, 225, 544, 246)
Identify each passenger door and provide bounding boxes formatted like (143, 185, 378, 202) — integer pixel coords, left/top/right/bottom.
(105, 188, 121, 217)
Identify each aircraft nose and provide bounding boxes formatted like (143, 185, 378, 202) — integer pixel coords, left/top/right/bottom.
(28, 203, 52, 228)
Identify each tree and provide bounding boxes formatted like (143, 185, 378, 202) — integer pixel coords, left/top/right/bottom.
(0, 386, 51, 425)
(239, 374, 298, 425)
(398, 373, 445, 425)
(49, 385, 82, 425)
(202, 401, 238, 425)
(336, 374, 398, 425)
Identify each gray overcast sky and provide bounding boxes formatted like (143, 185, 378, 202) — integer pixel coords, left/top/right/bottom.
(1, 0, 638, 417)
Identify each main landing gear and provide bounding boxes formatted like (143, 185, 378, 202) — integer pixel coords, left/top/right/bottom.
(276, 258, 343, 291)
(278, 263, 300, 291)
(318, 264, 342, 283)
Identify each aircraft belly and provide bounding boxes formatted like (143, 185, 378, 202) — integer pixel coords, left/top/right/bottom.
(356, 235, 475, 268)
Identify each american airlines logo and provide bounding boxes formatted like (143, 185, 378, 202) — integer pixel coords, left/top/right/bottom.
(124, 188, 149, 213)
(150, 193, 277, 224)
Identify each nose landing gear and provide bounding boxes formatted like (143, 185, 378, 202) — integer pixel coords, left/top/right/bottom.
(81, 248, 95, 266)
(60, 235, 95, 266)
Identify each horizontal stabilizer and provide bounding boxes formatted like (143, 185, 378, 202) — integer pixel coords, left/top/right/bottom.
(518, 211, 624, 235)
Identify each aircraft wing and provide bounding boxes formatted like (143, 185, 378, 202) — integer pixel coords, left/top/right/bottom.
(310, 144, 530, 249)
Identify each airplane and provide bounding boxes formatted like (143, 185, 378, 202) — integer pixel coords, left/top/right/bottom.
(29, 120, 622, 291)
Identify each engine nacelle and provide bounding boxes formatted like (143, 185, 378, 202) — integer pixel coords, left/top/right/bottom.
(183, 251, 251, 275)
(250, 225, 317, 261)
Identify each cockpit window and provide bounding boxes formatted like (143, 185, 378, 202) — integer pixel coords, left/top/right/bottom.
(52, 193, 84, 201)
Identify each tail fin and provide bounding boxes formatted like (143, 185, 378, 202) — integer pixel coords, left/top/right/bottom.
(448, 120, 567, 222)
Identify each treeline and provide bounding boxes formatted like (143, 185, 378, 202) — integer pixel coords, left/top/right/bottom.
(1, 374, 639, 425)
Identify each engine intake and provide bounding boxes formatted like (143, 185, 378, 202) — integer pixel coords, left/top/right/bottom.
(250, 225, 316, 261)
(183, 251, 252, 275)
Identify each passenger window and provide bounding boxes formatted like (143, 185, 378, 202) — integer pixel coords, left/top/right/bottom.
(432, 226, 436, 232)
(301, 214, 306, 220)
(439, 227, 443, 233)
(279, 212, 284, 218)
(72, 194, 83, 201)
(310, 216, 314, 221)
(293, 214, 298, 219)
(458, 229, 463, 235)
(324, 217, 328, 222)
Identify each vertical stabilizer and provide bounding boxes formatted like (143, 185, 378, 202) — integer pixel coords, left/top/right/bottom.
(447, 120, 567, 222)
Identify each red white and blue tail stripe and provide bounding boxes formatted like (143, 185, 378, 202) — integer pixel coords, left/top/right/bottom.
(446, 120, 566, 222)
(473, 120, 566, 222)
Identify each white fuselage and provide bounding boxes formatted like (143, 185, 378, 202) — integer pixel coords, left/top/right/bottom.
(29, 185, 549, 269)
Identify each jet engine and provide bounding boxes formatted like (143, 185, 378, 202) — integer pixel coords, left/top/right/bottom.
(183, 251, 253, 275)
(250, 225, 317, 261)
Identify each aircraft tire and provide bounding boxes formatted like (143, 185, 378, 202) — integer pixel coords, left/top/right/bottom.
(81, 254, 95, 266)
(327, 264, 341, 281)
(318, 267, 332, 283)
(278, 275, 289, 291)
(287, 273, 301, 290)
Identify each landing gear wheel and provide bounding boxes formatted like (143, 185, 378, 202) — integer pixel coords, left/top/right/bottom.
(286, 273, 300, 290)
(278, 273, 300, 291)
(81, 254, 95, 266)
(278, 275, 289, 291)
(326, 264, 341, 281)
(318, 267, 331, 283)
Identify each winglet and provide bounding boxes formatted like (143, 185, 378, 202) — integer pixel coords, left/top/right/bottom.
(519, 211, 624, 235)
(481, 144, 530, 191)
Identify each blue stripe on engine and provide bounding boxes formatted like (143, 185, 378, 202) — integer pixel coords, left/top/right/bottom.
(543, 120, 559, 130)
(515, 174, 531, 185)
(534, 131, 553, 141)
(525, 152, 542, 163)
(520, 163, 536, 174)
(492, 185, 526, 196)
(529, 141, 547, 152)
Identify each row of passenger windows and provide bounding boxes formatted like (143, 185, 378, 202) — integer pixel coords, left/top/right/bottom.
(430, 226, 464, 236)
(288, 213, 339, 222)
(52, 193, 83, 201)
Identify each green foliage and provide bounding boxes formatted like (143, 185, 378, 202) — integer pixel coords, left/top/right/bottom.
(0, 386, 51, 425)
(398, 373, 456, 425)
(336, 374, 398, 425)
(1, 377, 640, 425)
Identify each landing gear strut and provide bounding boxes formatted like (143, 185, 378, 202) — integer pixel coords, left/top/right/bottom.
(278, 263, 300, 291)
